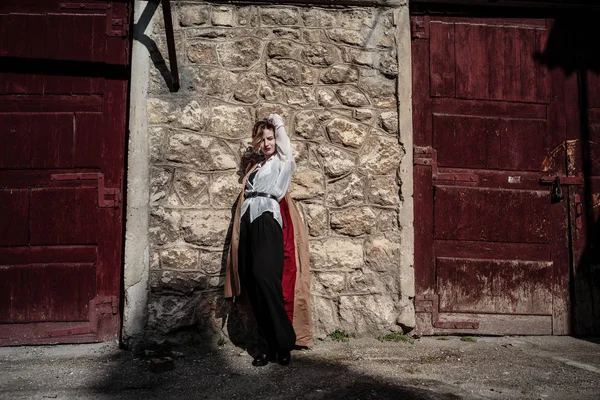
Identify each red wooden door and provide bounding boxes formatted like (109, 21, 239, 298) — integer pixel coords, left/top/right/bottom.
(412, 16, 573, 335)
(0, 1, 130, 345)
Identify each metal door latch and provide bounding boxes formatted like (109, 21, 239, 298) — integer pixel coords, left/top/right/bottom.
(50, 173, 121, 208)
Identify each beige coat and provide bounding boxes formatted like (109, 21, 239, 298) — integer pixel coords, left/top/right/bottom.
(224, 166, 313, 347)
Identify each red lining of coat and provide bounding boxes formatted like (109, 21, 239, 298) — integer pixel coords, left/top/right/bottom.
(280, 197, 297, 322)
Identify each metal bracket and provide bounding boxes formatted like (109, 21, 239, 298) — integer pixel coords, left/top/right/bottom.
(50, 172, 121, 208)
(416, 293, 480, 330)
(411, 15, 430, 39)
(539, 175, 583, 185)
(414, 146, 479, 183)
(107, 3, 129, 38)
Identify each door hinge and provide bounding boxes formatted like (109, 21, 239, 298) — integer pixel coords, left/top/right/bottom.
(414, 147, 479, 183)
(50, 172, 121, 208)
(411, 15, 430, 39)
(107, 3, 129, 37)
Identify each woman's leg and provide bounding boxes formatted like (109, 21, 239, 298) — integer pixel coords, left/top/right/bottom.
(248, 212, 296, 357)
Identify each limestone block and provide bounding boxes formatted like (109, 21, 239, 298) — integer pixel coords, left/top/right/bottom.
(179, 4, 209, 27)
(289, 168, 324, 200)
(353, 109, 373, 122)
(311, 296, 340, 340)
(199, 251, 224, 275)
(208, 105, 253, 138)
(148, 98, 180, 125)
(186, 28, 239, 39)
(327, 29, 365, 46)
(321, 65, 359, 84)
(209, 173, 241, 207)
(317, 89, 340, 108)
(161, 248, 199, 270)
(173, 170, 209, 206)
(369, 175, 399, 206)
(338, 9, 374, 29)
(266, 59, 302, 84)
(290, 141, 308, 166)
(301, 44, 340, 66)
(303, 203, 327, 237)
(316, 145, 355, 178)
(255, 104, 292, 123)
(327, 173, 364, 206)
(347, 270, 386, 294)
(272, 28, 301, 40)
(379, 51, 398, 77)
(358, 69, 396, 108)
(150, 127, 166, 162)
(236, 6, 258, 26)
(147, 295, 199, 334)
(377, 208, 399, 232)
(260, 8, 299, 26)
(326, 118, 368, 149)
(364, 234, 400, 272)
(302, 9, 337, 27)
(187, 42, 218, 65)
(330, 206, 376, 236)
(217, 38, 262, 69)
(397, 302, 416, 333)
(302, 29, 328, 43)
(211, 6, 234, 27)
(285, 87, 316, 107)
(180, 100, 207, 131)
(166, 134, 237, 171)
(267, 39, 301, 59)
(379, 111, 398, 134)
(343, 48, 378, 68)
(149, 207, 182, 246)
(150, 167, 172, 203)
(182, 209, 231, 247)
(301, 65, 320, 85)
(336, 87, 369, 107)
(310, 238, 364, 270)
(181, 67, 237, 99)
(294, 111, 322, 140)
(339, 294, 396, 335)
(234, 72, 263, 103)
(314, 272, 345, 295)
(359, 134, 403, 175)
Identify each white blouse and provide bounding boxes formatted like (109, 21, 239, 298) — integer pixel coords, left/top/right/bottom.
(240, 115, 296, 228)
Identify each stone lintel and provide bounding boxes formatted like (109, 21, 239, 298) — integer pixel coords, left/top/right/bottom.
(204, 0, 407, 8)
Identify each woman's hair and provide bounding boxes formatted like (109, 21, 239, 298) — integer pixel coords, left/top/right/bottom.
(240, 119, 276, 174)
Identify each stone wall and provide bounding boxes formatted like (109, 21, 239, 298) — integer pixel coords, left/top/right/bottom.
(145, 1, 413, 341)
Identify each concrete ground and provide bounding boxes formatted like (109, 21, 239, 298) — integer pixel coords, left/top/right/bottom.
(1, 336, 599, 400)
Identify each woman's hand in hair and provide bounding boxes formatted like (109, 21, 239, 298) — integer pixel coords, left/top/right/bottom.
(267, 113, 284, 128)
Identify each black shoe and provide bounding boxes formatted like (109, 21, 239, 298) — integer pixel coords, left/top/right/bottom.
(252, 353, 269, 367)
(277, 350, 291, 366)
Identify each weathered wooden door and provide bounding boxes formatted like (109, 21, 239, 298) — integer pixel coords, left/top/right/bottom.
(0, 1, 130, 345)
(412, 16, 573, 335)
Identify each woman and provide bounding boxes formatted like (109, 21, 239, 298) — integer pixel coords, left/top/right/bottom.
(224, 114, 312, 367)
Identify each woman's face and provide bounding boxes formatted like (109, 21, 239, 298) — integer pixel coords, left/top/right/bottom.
(259, 128, 276, 158)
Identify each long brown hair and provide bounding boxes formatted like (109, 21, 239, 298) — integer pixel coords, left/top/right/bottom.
(241, 119, 276, 174)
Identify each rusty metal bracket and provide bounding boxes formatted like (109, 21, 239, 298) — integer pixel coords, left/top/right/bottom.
(411, 15, 430, 39)
(414, 146, 479, 183)
(50, 172, 121, 208)
(106, 3, 129, 38)
(539, 175, 583, 185)
(162, 0, 180, 91)
(415, 294, 480, 330)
